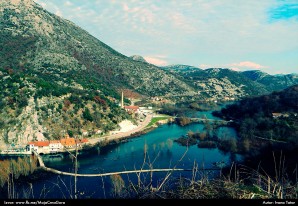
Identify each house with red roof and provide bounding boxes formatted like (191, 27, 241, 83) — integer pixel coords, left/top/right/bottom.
(27, 141, 50, 154)
(27, 137, 89, 154)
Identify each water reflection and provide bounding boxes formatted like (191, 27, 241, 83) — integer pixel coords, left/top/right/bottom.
(13, 108, 241, 199)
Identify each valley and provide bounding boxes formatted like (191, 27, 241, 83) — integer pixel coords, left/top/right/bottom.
(0, 0, 297, 201)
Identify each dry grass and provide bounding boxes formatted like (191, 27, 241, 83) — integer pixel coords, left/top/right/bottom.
(109, 151, 297, 199)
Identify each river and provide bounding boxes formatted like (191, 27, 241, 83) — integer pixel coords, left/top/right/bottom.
(7, 107, 242, 199)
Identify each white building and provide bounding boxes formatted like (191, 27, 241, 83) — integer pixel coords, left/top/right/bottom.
(49, 140, 63, 153)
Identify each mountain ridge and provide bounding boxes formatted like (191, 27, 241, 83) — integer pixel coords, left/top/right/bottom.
(0, 0, 297, 147)
(161, 64, 298, 100)
(0, 0, 196, 146)
(0, 0, 196, 97)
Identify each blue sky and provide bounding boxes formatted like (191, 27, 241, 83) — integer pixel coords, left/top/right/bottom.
(34, 0, 298, 74)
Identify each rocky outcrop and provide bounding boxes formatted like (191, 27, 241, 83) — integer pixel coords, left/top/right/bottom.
(130, 55, 147, 63)
(0, 97, 46, 147)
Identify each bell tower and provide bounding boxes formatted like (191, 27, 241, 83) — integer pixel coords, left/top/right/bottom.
(121, 90, 124, 108)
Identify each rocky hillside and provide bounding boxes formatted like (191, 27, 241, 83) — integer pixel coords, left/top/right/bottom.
(0, 66, 132, 147)
(0, 0, 198, 147)
(161, 64, 202, 73)
(1, 0, 296, 147)
(242, 70, 298, 92)
(0, 0, 196, 97)
(161, 65, 298, 101)
(130, 55, 147, 63)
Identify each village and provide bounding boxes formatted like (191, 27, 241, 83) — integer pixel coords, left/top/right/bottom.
(1, 88, 293, 157)
(0, 91, 159, 156)
(0, 134, 90, 156)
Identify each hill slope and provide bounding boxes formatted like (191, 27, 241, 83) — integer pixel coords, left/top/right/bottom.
(214, 84, 298, 143)
(161, 65, 298, 100)
(0, 0, 196, 98)
(0, 0, 198, 146)
(242, 70, 298, 92)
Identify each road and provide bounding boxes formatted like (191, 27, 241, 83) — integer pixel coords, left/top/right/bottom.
(88, 114, 153, 146)
(0, 114, 153, 154)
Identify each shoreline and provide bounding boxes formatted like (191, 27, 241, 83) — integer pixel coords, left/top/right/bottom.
(0, 114, 172, 156)
(87, 114, 172, 149)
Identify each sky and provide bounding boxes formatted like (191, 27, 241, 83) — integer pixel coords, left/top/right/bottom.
(34, 0, 298, 74)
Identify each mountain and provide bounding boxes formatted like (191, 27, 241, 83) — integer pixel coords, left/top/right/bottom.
(218, 84, 298, 120)
(161, 65, 298, 100)
(0, 0, 198, 146)
(213, 84, 298, 179)
(0, 0, 196, 98)
(161, 64, 202, 73)
(215, 84, 298, 143)
(241, 70, 269, 81)
(1, 0, 297, 147)
(242, 70, 298, 92)
(161, 66, 268, 100)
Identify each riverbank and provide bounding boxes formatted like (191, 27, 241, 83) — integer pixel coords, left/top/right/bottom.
(0, 114, 173, 156)
(87, 114, 172, 148)
(48, 114, 172, 154)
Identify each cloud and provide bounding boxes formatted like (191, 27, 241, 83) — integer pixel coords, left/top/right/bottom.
(230, 67, 241, 71)
(144, 56, 168, 66)
(199, 61, 269, 72)
(199, 64, 212, 69)
(64, 1, 72, 7)
(33, 0, 298, 74)
(35, 0, 63, 17)
(122, 3, 129, 12)
(229, 61, 268, 70)
(55, 9, 62, 17)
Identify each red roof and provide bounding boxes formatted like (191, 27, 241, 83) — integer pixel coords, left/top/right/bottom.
(28, 137, 88, 147)
(60, 138, 76, 146)
(28, 141, 50, 147)
(79, 138, 89, 143)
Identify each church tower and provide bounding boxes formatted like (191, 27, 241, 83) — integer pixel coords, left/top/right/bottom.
(121, 90, 124, 108)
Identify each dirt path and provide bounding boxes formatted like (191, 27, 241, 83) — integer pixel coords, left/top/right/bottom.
(88, 114, 153, 146)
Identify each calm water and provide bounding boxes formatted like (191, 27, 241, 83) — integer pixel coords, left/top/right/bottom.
(13, 109, 241, 199)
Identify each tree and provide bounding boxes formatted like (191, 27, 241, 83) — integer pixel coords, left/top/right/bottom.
(82, 108, 93, 122)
